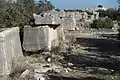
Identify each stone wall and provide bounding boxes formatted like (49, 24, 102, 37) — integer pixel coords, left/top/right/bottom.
(23, 26, 59, 52)
(0, 27, 23, 75)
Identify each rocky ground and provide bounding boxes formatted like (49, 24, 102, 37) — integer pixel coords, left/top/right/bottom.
(3, 29, 120, 80)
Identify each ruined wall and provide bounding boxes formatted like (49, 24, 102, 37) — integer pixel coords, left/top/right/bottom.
(23, 26, 59, 52)
(0, 27, 23, 75)
(33, 10, 99, 31)
(33, 11, 79, 31)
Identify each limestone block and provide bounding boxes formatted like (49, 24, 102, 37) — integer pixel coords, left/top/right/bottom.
(23, 26, 59, 51)
(0, 27, 23, 75)
(56, 26, 65, 41)
(33, 13, 61, 25)
(61, 14, 78, 30)
(33, 14, 53, 24)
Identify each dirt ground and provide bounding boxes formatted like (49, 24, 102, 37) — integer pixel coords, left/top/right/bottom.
(20, 29, 120, 80)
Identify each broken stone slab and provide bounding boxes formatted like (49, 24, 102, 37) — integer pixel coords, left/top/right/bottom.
(0, 27, 23, 75)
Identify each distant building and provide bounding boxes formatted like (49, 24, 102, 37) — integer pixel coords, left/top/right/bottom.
(82, 4, 107, 12)
(95, 4, 107, 11)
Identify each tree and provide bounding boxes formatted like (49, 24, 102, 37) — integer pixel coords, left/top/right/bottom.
(97, 8, 118, 20)
(17, 0, 37, 13)
(0, 0, 38, 28)
(37, 0, 55, 14)
(96, 10, 106, 18)
(117, 0, 120, 7)
(16, 0, 37, 19)
(0, 2, 16, 28)
(0, 0, 5, 8)
(116, 8, 120, 20)
(106, 8, 118, 20)
(0, 0, 55, 28)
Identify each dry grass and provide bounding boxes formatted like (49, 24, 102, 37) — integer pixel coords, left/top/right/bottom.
(25, 55, 46, 64)
(51, 38, 66, 55)
(8, 57, 32, 80)
(51, 46, 61, 55)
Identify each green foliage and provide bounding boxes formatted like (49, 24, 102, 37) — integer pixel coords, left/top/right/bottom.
(37, 0, 55, 14)
(91, 18, 114, 29)
(116, 8, 120, 20)
(117, 0, 120, 6)
(97, 8, 120, 21)
(0, 1, 34, 28)
(0, 0, 54, 28)
(96, 10, 106, 18)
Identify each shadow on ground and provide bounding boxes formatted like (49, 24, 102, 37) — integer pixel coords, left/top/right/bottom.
(76, 34, 120, 56)
(62, 33, 120, 73)
(99, 34, 118, 39)
(65, 53, 120, 72)
(48, 75, 104, 80)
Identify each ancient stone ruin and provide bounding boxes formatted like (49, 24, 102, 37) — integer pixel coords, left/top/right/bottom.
(24, 9, 100, 52)
(0, 27, 23, 75)
(23, 25, 64, 52)
(33, 9, 99, 31)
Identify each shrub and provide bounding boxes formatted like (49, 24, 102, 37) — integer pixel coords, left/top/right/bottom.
(91, 18, 113, 29)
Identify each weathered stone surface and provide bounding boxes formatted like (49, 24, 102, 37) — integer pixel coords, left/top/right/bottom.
(33, 10, 100, 31)
(0, 27, 23, 75)
(61, 12, 79, 30)
(33, 13, 61, 25)
(23, 26, 59, 51)
(56, 26, 65, 41)
(33, 13, 53, 24)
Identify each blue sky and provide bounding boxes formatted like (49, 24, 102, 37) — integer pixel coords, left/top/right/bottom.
(35, 0, 119, 9)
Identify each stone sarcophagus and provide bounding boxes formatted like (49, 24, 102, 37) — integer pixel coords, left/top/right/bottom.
(23, 26, 59, 52)
(0, 27, 23, 75)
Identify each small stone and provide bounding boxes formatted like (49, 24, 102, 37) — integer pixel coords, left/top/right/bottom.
(47, 58, 51, 62)
(111, 69, 114, 72)
(65, 69, 69, 73)
(40, 77, 46, 80)
(55, 68, 61, 73)
(111, 77, 114, 80)
(68, 63, 73, 66)
(20, 69, 30, 78)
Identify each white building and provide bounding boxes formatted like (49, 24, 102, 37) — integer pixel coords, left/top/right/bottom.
(82, 4, 107, 12)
